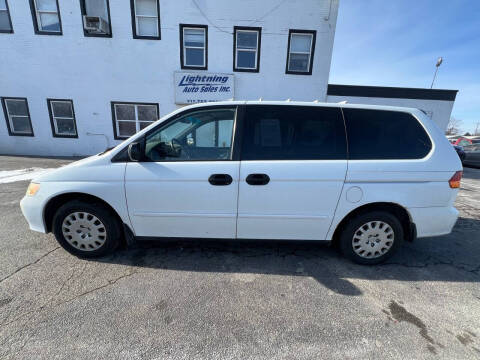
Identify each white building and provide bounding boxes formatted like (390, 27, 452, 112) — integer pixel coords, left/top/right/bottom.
(0, 0, 457, 157)
(0, 0, 339, 156)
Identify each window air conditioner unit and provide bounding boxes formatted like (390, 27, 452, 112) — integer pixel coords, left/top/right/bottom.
(83, 15, 109, 34)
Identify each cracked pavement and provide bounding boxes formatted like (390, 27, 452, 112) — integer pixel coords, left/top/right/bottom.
(0, 155, 479, 359)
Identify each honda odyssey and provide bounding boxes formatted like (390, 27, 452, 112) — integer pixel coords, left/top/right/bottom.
(20, 101, 462, 264)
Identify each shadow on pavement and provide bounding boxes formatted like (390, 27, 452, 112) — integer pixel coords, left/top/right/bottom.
(94, 216, 480, 297)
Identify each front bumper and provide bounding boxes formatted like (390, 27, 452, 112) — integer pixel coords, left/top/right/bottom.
(20, 195, 47, 233)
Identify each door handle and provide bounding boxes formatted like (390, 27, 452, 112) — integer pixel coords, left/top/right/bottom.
(246, 173, 270, 185)
(208, 174, 233, 186)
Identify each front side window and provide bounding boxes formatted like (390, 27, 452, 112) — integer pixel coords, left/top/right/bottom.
(30, 0, 62, 34)
(342, 108, 432, 160)
(180, 24, 207, 69)
(47, 99, 77, 138)
(1, 97, 34, 136)
(0, 0, 13, 33)
(131, 0, 160, 39)
(145, 108, 235, 161)
(81, 0, 112, 37)
(234, 27, 261, 72)
(286, 30, 316, 75)
(112, 102, 158, 139)
(241, 105, 347, 160)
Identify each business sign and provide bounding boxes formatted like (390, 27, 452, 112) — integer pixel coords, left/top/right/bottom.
(174, 71, 235, 105)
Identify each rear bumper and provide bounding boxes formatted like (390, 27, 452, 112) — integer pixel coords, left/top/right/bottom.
(20, 195, 47, 233)
(408, 206, 459, 238)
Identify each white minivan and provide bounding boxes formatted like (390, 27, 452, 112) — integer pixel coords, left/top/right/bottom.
(20, 101, 462, 264)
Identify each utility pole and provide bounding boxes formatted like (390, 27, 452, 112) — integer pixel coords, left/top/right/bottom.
(475, 122, 480, 136)
(430, 57, 443, 89)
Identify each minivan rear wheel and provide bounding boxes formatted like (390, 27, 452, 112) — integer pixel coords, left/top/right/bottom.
(339, 211, 404, 265)
(52, 200, 121, 257)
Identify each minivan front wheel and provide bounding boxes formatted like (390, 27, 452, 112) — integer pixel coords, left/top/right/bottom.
(339, 211, 404, 265)
(52, 200, 121, 257)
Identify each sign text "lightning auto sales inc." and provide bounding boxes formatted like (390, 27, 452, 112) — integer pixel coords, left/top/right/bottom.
(174, 72, 235, 105)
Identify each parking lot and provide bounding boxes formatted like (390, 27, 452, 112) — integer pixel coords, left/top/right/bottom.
(0, 155, 479, 359)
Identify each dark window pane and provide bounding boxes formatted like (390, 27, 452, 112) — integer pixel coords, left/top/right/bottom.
(55, 118, 76, 135)
(0, 10, 11, 31)
(118, 121, 136, 137)
(11, 116, 32, 133)
(6, 99, 28, 116)
(139, 121, 153, 130)
(138, 105, 157, 121)
(343, 108, 432, 160)
(288, 53, 309, 72)
(237, 50, 256, 69)
(185, 48, 204, 66)
(237, 31, 257, 49)
(241, 105, 347, 160)
(52, 101, 73, 118)
(115, 104, 135, 120)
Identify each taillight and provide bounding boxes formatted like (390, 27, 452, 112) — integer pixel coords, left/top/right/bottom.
(449, 171, 462, 188)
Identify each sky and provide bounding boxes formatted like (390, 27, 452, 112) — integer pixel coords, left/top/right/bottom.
(329, 0, 480, 134)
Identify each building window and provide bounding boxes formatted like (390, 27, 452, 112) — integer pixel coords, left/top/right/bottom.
(112, 102, 159, 139)
(47, 99, 78, 138)
(29, 0, 62, 35)
(131, 0, 160, 39)
(286, 29, 316, 75)
(80, 0, 112, 37)
(1, 97, 34, 136)
(0, 0, 13, 33)
(233, 26, 261, 72)
(180, 24, 207, 70)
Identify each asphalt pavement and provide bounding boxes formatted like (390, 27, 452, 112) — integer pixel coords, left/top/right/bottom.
(0, 156, 479, 359)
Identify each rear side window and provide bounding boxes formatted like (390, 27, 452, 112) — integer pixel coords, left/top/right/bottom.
(241, 105, 347, 160)
(343, 108, 432, 160)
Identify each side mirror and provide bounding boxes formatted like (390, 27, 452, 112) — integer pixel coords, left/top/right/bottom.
(128, 142, 143, 162)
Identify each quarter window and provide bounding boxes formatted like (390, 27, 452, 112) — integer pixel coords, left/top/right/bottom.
(131, 0, 160, 39)
(342, 108, 432, 160)
(112, 102, 158, 139)
(234, 27, 261, 72)
(145, 108, 236, 161)
(81, 0, 112, 37)
(1, 97, 34, 136)
(47, 99, 77, 138)
(286, 30, 316, 74)
(0, 0, 13, 33)
(30, 0, 62, 34)
(241, 105, 347, 160)
(180, 24, 207, 69)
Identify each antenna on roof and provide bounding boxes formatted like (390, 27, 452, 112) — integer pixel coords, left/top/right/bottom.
(258, 97, 263, 101)
(286, 98, 291, 102)
(313, 99, 319, 103)
(338, 100, 348, 104)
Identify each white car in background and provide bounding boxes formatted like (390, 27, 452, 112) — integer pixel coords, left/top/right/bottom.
(20, 101, 462, 264)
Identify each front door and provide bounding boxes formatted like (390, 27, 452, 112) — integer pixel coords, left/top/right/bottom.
(125, 106, 239, 238)
(236, 105, 348, 240)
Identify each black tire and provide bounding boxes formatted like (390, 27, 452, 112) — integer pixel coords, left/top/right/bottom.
(52, 200, 121, 258)
(339, 211, 404, 265)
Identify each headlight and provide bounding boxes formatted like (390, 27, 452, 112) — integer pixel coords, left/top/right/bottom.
(26, 182, 40, 196)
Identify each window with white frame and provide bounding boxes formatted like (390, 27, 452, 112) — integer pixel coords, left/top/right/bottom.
(81, 0, 111, 36)
(112, 102, 158, 139)
(1, 98, 34, 136)
(48, 99, 77, 137)
(180, 24, 207, 69)
(0, 0, 13, 33)
(30, 0, 62, 34)
(286, 30, 316, 74)
(234, 27, 261, 72)
(132, 0, 160, 39)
